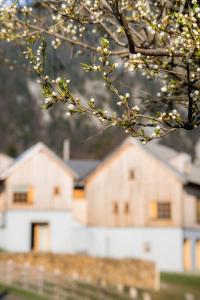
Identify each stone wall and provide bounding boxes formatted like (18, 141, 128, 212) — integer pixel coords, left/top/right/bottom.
(0, 253, 159, 290)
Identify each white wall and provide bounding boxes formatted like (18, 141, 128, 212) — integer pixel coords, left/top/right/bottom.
(0, 227, 5, 250)
(0, 211, 81, 253)
(71, 227, 184, 272)
(0, 211, 184, 271)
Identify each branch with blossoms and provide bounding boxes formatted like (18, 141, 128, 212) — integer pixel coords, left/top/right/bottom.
(0, 0, 200, 143)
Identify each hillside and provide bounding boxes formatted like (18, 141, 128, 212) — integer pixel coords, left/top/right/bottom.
(0, 36, 199, 160)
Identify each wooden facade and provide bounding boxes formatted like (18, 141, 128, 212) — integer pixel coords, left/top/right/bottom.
(0, 140, 200, 230)
(85, 142, 185, 227)
(0, 144, 74, 212)
(1, 140, 200, 271)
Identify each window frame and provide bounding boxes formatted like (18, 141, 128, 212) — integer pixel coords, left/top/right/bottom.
(124, 202, 130, 214)
(129, 169, 135, 180)
(12, 185, 33, 204)
(73, 186, 85, 199)
(157, 202, 171, 220)
(112, 202, 119, 214)
(13, 191, 28, 204)
(53, 186, 61, 196)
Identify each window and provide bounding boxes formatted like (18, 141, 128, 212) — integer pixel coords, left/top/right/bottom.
(183, 239, 192, 271)
(157, 202, 171, 220)
(73, 187, 85, 199)
(13, 192, 28, 203)
(113, 202, 119, 214)
(195, 239, 200, 270)
(129, 170, 135, 180)
(13, 185, 33, 204)
(0, 181, 4, 193)
(124, 202, 130, 214)
(0, 212, 5, 227)
(150, 201, 157, 220)
(143, 242, 151, 253)
(196, 199, 200, 223)
(150, 201, 171, 220)
(53, 186, 60, 196)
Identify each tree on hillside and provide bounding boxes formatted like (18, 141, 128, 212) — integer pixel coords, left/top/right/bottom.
(0, 0, 200, 143)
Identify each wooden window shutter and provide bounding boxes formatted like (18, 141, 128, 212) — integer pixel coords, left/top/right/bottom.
(150, 201, 157, 220)
(28, 186, 34, 203)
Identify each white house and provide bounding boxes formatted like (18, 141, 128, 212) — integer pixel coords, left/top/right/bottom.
(0, 143, 82, 253)
(0, 138, 200, 272)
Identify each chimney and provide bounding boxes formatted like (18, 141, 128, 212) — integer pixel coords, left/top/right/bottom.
(63, 139, 70, 161)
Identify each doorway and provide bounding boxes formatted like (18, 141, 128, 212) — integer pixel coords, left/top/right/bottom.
(195, 239, 200, 271)
(183, 239, 192, 271)
(31, 223, 50, 252)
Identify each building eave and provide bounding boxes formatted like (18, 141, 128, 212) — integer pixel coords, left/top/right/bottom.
(0, 142, 77, 180)
(84, 137, 186, 185)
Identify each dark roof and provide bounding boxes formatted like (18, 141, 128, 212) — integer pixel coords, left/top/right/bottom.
(66, 159, 100, 180)
(145, 142, 179, 162)
(188, 165, 200, 185)
(0, 153, 13, 173)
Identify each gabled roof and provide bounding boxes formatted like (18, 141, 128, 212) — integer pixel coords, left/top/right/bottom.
(0, 142, 76, 180)
(0, 138, 193, 185)
(66, 159, 100, 180)
(145, 142, 179, 161)
(187, 165, 200, 185)
(85, 137, 186, 183)
(144, 141, 187, 181)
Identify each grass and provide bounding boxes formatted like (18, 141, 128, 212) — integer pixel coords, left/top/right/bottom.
(0, 281, 132, 300)
(0, 273, 200, 300)
(0, 283, 47, 300)
(149, 272, 200, 300)
(161, 272, 200, 288)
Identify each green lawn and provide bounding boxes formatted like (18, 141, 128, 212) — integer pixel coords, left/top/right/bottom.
(0, 283, 46, 300)
(0, 273, 200, 300)
(149, 272, 200, 300)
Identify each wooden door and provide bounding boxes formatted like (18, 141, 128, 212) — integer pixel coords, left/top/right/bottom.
(183, 239, 192, 271)
(32, 223, 50, 252)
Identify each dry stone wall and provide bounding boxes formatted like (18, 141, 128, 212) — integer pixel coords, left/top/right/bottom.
(0, 253, 159, 290)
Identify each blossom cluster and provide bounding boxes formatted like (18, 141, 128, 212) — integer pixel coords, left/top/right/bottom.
(0, 0, 200, 142)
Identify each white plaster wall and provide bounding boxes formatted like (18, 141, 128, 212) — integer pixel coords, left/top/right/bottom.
(0, 227, 6, 250)
(71, 227, 184, 272)
(0, 213, 8, 250)
(0, 211, 81, 253)
(0, 211, 184, 271)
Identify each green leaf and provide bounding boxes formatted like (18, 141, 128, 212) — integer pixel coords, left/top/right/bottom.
(40, 102, 53, 110)
(80, 63, 92, 71)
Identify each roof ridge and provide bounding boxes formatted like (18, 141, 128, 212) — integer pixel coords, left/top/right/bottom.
(0, 142, 76, 180)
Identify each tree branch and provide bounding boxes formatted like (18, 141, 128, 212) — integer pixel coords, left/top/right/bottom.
(184, 63, 194, 129)
(111, 0, 136, 53)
